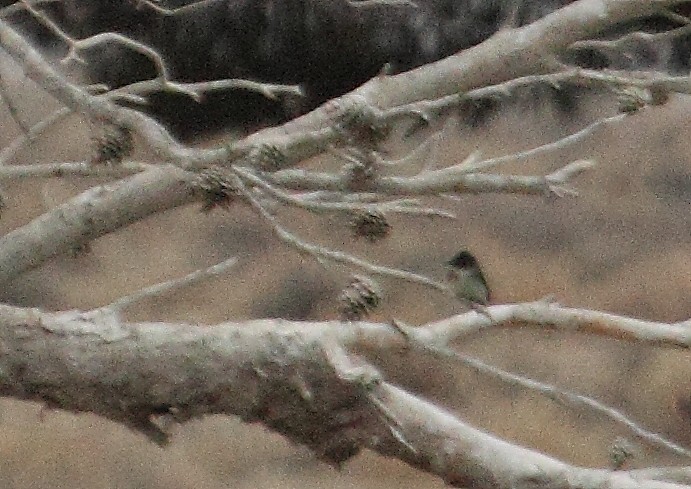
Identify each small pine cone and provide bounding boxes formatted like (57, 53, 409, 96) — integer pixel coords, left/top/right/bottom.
(351, 209, 390, 242)
(249, 144, 286, 171)
(339, 275, 382, 321)
(193, 167, 239, 212)
(92, 123, 134, 164)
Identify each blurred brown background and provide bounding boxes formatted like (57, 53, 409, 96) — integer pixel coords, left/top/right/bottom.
(0, 56, 689, 488)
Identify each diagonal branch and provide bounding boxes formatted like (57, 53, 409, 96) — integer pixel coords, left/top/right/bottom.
(396, 330, 691, 458)
(234, 174, 447, 292)
(0, 165, 195, 285)
(102, 256, 238, 316)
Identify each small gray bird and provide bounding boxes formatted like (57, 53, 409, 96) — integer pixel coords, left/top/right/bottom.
(446, 250, 490, 306)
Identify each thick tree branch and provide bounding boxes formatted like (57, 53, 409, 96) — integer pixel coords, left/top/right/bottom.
(354, 0, 687, 108)
(3, 2, 687, 171)
(369, 383, 688, 489)
(0, 165, 194, 284)
(0, 302, 687, 488)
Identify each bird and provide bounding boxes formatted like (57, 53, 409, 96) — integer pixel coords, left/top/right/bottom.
(445, 250, 490, 306)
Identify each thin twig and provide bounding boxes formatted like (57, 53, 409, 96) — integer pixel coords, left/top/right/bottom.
(104, 256, 238, 315)
(109, 78, 304, 104)
(463, 115, 625, 173)
(0, 160, 151, 180)
(134, 0, 218, 16)
(570, 23, 691, 57)
(233, 165, 454, 218)
(266, 158, 595, 196)
(0, 73, 29, 133)
(234, 177, 447, 292)
(0, 108, 72, 166)
(410, 338, 691, 459)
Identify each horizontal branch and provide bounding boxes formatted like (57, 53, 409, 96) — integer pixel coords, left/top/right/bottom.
(266, 160, 594, 196)
(0, 302, 687, 488)
(0, 151, 591, 284)
(407, 300, 691, 349)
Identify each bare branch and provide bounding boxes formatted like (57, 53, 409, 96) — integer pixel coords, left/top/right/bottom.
(4, 0, 689, 177)
(0, 160, 151, 180)
(0, 165, 195, 284)
(233, 165, 455, 218)
(408, 300, 691, 349)
(387, 68, 691, 135)
(266, 159, 595, 196)
(398, 330, 691, 459)
(0, 152, 587, 283)
(569, 22, 691, 67)
(469, 114, 626, 173)
(133, 0, 219, 16)
(103, 256, 238, 316)
(21, 0, 176, 90)
(368, 381, 688, 489)
(0, 19, 209, 165)
(112, 78, 305, 103)
(0, 2, 687, 486)
(0, 303, 688, 488)
(348, 0, 419, 9)
(234, 175, 447, 293)
(0, 3, 671, 306)
(352, 0, 689, 108)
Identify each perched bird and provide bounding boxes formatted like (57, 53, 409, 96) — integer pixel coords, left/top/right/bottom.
(446, 250, 490, 306)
